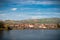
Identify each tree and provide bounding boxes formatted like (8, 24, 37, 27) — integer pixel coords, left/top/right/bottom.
(0, 21, 5, 28)
(57, 23, 60, 28)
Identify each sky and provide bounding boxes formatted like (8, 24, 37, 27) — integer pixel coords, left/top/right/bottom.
(0, 0, 60, 20)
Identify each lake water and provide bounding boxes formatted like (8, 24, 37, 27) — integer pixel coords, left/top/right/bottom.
(0, 29, 60, 40)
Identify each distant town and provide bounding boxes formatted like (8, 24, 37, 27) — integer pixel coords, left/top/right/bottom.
(0, 18, 60, 30)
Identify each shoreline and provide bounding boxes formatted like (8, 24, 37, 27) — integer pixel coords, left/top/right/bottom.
(0, 28, 60, 31)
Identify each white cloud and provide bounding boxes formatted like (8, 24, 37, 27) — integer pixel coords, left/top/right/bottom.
(34, 1, 59, 4)
(0, 14, 6, 16)
(14, 0, 59, 5)
(31, 16, 46, 19)
(11, 8, 17, 11)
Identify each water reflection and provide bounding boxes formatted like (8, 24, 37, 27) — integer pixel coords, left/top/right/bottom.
(0, 31, 3, 40)
(0, 30, 60, 40)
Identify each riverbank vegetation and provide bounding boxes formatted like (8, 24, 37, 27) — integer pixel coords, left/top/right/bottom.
(0, 18, 60, 30)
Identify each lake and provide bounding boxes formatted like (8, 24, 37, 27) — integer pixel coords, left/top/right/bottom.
(0, 29, 60, 40)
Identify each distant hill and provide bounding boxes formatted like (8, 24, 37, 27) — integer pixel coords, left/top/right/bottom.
(3, 18, 60, 24)
(19, 18, 60, 24)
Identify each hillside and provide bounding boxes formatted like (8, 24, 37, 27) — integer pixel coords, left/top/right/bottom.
(0, 18, 60, 30)
(19, 18, 60, 24)
(2, 18, 60, 24)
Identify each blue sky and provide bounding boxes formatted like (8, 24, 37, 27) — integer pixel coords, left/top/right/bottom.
(0, 0, 60, 20)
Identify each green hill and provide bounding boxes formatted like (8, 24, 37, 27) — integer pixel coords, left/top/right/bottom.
(19, 18, 60, 24)
(3, 18, 60, 24)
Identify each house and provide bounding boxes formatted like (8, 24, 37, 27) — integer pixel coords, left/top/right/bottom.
(28, 24, 34, 28)
(39, 24, 47, 28)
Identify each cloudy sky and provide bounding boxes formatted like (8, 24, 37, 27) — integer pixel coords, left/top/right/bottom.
(0, 0, 60, 20)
